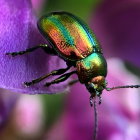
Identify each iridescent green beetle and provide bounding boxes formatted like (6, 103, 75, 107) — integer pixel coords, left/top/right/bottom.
(6, 11, 140, 106)
(6, 11, 140, 140)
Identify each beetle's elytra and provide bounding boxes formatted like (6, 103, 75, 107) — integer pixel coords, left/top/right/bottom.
(6, 11, 140, 106)
(37, 12, 102, 61)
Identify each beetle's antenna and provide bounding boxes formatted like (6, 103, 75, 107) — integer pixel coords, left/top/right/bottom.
(93, 99, 98, 140)
(105, 85, 140, 91)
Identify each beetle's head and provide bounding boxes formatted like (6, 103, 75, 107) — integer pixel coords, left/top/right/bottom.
(86, 76, 107, 97)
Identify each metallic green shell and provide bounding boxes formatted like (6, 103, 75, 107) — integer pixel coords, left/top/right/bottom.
(76, 53, 107, 83)
(37, 11, 102, 61)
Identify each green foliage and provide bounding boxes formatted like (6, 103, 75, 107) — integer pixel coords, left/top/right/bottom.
(41, 93, 65, 128)
(41, 0, 101, 21)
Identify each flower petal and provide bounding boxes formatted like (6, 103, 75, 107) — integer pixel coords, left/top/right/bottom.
(0, 0, 69, 94)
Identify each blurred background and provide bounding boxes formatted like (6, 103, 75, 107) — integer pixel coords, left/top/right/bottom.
(0, 0, 140, 140)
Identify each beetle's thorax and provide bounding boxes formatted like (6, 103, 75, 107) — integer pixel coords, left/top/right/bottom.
(76, 52, 107, 83)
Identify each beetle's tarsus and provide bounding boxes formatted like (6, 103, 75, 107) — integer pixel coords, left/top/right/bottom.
(90, 96, 93, 107)
(44, 83, 51, 87)
(6, 52, 18, 57)
(5, 45, 50, 57)
(98, 96, 102, 105)
(24, 82, 32, 87)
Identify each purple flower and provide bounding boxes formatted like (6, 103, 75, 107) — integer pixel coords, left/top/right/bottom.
(0, 0, 69, 94)
(0, 0, 140, 139)
(91, 0, 140, 67)
(0, 0, 69, 135)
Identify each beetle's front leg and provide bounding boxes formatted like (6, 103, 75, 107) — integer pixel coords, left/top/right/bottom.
(6, 44, 56, 56)
(89, 96, 94, 107)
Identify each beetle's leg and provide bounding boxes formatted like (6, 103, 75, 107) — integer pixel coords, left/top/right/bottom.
(89, 96, 93, 107)
(44, 71, 77, 87)
(6, 44, 56, 56)
(24, 66, 71, 87)
(98, 96, 102, 105)
(42, 46, 57, 55)
(66, 61, 76, 67)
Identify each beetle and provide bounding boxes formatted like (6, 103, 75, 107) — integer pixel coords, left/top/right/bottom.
(6, 11, 140, 140)
(6, 11, 140, 105)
